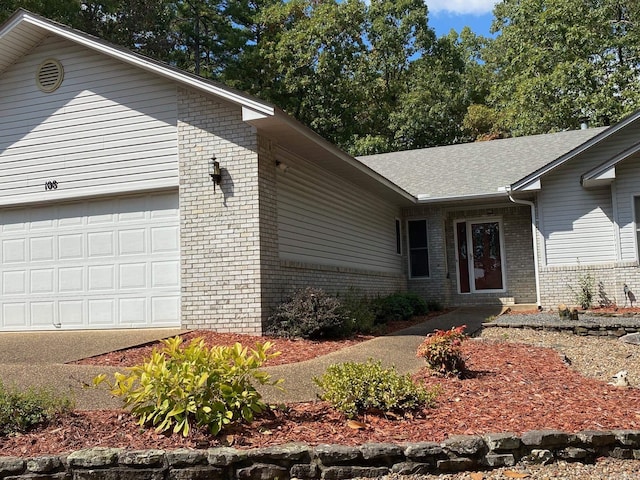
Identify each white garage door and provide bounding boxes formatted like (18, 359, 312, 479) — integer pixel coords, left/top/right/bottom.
(0, 191, 180, 330)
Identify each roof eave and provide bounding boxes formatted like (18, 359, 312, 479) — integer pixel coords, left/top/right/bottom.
(511, 116, 640, 191)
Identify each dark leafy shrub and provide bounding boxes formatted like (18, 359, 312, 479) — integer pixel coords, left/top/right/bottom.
(266, 287, 349, 339)
(426, 300, 443, 312)
(0, 381, 72, 436)
(314, 359, 438, 418)
(94, 337, 281, 436)
(372, 293, 416, 323)
(417, 325, 467, 377)
(403, 292, 429, 315)
(340, 288, 375, 334)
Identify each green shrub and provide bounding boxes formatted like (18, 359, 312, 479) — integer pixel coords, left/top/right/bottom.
(0, 381, 72, 436)
(372, 293, 414, 323)
(416, 325, 467, 377)
(94, 336, 281, 437)
(340, 288, 375, 334)
(266, 287, 349, 339)
(403, 292, 429, 315)
(426, 300, 443, 312)
(314, 359, 438, 418)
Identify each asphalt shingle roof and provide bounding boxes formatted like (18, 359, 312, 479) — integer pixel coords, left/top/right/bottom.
(357, 127, 608, 200)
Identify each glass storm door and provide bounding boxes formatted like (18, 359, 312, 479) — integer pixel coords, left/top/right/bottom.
(456, 220, 505, 293)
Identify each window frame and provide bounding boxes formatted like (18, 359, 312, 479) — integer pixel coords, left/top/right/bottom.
(406, 218, 430, 279)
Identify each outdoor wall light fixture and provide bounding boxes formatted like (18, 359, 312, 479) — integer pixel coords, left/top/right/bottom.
(209, 156, 222, 191)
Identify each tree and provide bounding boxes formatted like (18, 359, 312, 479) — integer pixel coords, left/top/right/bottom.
(485, 0, 640, 136)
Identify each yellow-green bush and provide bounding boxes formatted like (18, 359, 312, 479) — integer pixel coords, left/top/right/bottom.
(95, 336, 282, 436)
(313, 359, 438, 418)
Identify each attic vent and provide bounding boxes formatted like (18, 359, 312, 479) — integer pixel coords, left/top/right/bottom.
(36, 59, 64, 93)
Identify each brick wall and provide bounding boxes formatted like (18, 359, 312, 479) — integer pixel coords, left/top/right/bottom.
(539, 262, 640, 308)
(177, 88, 265, 333)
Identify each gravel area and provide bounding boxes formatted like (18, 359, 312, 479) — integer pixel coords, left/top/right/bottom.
(489, 312, 640, 328)
(354, 317, 640, 479)
(354, 458, 640, 479)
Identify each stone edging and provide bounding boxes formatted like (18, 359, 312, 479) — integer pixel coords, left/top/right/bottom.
(3, 430, 640, 479)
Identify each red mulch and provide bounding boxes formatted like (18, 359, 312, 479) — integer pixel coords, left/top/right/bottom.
(3, 338, 640, 456)
(73, 313, 446, 368)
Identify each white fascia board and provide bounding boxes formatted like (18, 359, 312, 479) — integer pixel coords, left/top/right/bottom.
(582, 167, 616, 188)
(582, 139, 640, 187)
(19, 14, 275, 116)
(0, 10, 27, 38)
(416, 191, 508, 204)
(520, 179, 541, 191)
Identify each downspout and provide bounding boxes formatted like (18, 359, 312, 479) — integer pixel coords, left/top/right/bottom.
(506, 187, 542, 309)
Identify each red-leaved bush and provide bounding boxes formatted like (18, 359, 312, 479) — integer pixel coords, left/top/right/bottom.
(416, 325, 467, 377)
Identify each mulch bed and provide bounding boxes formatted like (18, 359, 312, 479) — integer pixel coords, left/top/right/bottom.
(3, 338, 640, 456)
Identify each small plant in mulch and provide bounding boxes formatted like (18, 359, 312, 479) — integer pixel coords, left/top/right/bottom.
(313, 359, 438, 419)
(417, 325, 467, 378)
(94, 336, 282, 436)
(0, 381, 72, 436)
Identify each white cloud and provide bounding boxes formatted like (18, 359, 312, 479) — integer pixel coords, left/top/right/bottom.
(426, 0, 498, 16)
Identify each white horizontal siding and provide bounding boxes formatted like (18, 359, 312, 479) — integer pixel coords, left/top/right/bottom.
(277, 153, 403, 273)
(540, 137, 623, 265)
(613, 155, 640, 262)
(0, 35, 178, 206)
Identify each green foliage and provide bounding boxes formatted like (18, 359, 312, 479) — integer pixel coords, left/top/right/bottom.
(485, 0, 640, 136)
(372, 292, 427, 323)
(426, 300, 443, 312)
(314, 359, 437, 418)
(340, 288, 376, 335)
(0, 381, 72, 436)
(266, 287, 349, 339)
(94, 336, 281, 437)
(569, 272, 596, 310)
(416, 325, 467, 377)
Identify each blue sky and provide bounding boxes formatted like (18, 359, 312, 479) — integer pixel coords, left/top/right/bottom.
(425, 0, 498, 38)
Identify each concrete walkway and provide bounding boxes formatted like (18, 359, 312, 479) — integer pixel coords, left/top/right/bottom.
(0, 307, 500, 410)
(258, 306, 501, 403)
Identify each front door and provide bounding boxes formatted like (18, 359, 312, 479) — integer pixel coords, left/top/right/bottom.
(456, 219, 506, 293)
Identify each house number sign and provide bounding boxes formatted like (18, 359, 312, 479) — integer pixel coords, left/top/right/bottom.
(44, 180, 58, 191)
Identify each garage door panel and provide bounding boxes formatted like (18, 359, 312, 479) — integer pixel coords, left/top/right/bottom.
(31, 269, 54, 293)
(59, 234, 83, 259)
(59, 301, 84, 326)
(4, 239, 25, 262)
(30, 236, 54, 261)
(59, 267, 84, 292)
(0, 191, 180, 330)
(151, 226, 178, 252)
(88, 231, 114, 257)
(88, 265, 114, 291)
(3, 303, 26, 327)
(119, 229, 145, 255)
(151, 296, 179, 324)
(120, 298, 146, 326)
(31, 302, 54, 327)
(88, 299, 114, 325)
(3, 271, 25, 294)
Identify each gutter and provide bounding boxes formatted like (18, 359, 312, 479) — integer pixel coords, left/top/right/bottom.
(506, 187, 542, 309)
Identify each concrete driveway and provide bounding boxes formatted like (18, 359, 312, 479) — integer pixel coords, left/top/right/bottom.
(0, 328, 183, 409)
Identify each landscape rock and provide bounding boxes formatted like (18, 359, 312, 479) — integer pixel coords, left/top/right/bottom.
(67, 448, 122, 468)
